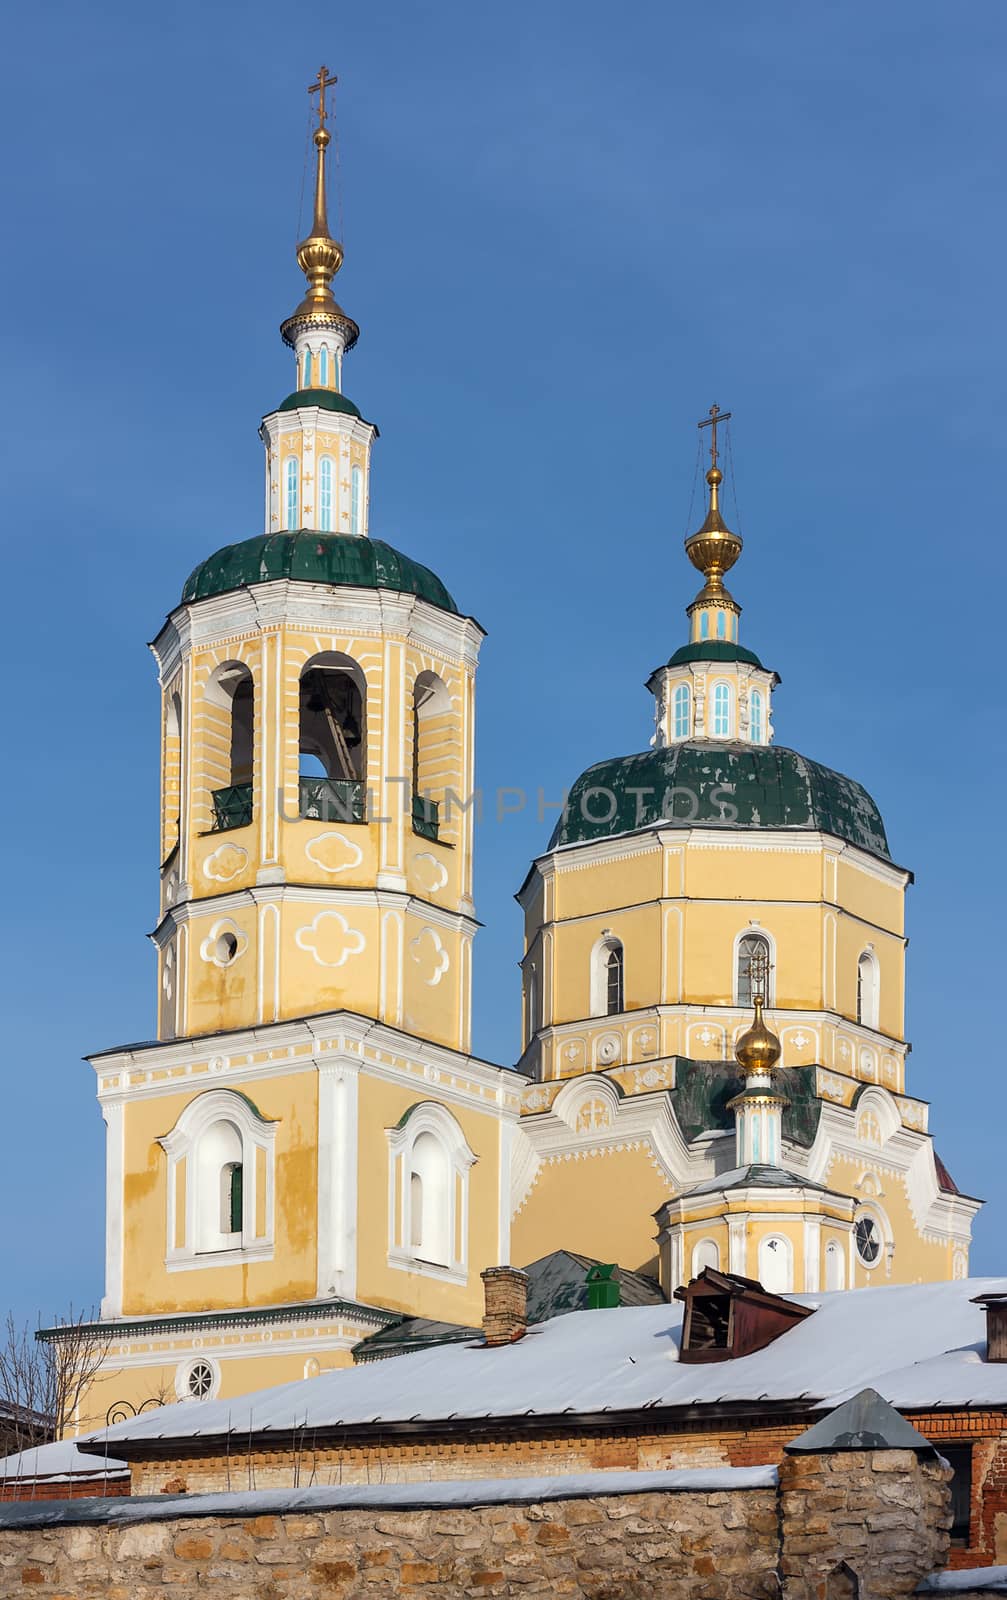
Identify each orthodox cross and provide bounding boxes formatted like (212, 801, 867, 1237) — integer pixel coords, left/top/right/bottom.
(309, 65, 337, 128)
(748, 944, 770, 1005)
(698, 403, 732, 471)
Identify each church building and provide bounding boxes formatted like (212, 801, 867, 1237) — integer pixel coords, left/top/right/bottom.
(66, 72, 978, 1429)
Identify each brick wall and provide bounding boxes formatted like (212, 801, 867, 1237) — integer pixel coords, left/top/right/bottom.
(0, 1449, 953, 1600)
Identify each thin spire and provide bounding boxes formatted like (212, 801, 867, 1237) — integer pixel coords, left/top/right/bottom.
(308, 65, 335, 238)
(280, 66, 359, 353)
(683, 403, 743, 635)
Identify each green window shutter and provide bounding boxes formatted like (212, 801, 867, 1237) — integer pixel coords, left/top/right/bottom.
(229, 1164, 244, 1235)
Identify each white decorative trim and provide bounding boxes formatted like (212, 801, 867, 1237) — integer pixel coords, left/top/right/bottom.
(386, 1101, 476, 1280)
(316, 1058, 360, 1299)
(305, 832, 364, 874)
(100, 1103, 124, 1319)
(202, 842, 249, 884)
(295, 910, 366, 968)
(409, 926, 450, 986)
(199, 917, 248, 967)
(159, 1088, 277, 1267)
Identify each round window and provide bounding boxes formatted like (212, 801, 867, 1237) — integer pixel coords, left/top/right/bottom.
(215, 932, 239, 965)
(855, 1215, 881, 1266)
(186, 1360, 215, 1400)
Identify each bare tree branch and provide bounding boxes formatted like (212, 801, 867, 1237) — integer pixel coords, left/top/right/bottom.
(0, 1309, 112, 1455)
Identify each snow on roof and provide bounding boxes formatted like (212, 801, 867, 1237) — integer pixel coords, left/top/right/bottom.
(0, 1434, 128, 1484)
(0, 1465, 778, 1530)
(90, 1276, 1007, 1452)
(918, 1566, 1007, 1593)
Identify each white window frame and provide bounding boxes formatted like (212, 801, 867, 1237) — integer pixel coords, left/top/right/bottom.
(733, 926, 776, 1006)
(319, 455, 334, 532)
(672, 682, 691, 740)
(853, 1204, 888, 1273)
(386, 1101, 475, 1285)
(285, 456, 299, 531)
(691, 1237, 720, 1278)
(757, 1233, 794, 1293)
(350, 465, 363, 534)
(590, 935, 624, 1019)
(159, 1089, 276, 1271)
(711, 680, 733, 738)
(824, 1239, 846, 1291)
(750, 688, 765, 745)
(857, 949, 880, 1029)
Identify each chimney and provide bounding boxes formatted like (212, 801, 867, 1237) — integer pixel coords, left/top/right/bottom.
(973, 1293, 1007, 1361)
(481, 1266, 529, 1346)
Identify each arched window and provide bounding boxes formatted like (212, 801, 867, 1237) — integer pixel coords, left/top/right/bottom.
(319, 345, 329, 387)
(673, 683, 691, 740)
(711, 681, 732, 738)
(750, 689, 764, 744)
(409, 1132, 450, 1265)
(159, 1089, 276, 1265)
(737, 932, 772, 1007)
(591, 937, 624, 1017)
(691, 1238, 720, 1278)
(757, 1234, 793, 1294)
(825, 1240, 846, 1291)
(854, 1211, 883, 1268)
(525, 964, 538, 1047)
(350, 465, 363, 534)
(334, 351, 342, 391)
(412, 671, 451, 841)
(716, 611, 726, 639)
(857, 952, 880, 1029)
(302, 349, 312, 388)
(194, 1119, 242, 1252)
(319, 456, 334, 532)
(285, 457, 299, 531)
(605, 944, 624, 1015)
(700, 612, 709, 640)
(388, 1103, 476, 1280)
(206, 664, 254, 831)
(299, 654, 366, 820)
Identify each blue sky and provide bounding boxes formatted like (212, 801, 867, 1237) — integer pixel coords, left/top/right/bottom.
(1, 1, 1004, 1324)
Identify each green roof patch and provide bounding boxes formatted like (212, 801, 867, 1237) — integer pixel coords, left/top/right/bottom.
(273, 388, 363, 420)
(665, 641, 768, 670)
(182, 533, 458, 613)
(550, 740, 890, 861)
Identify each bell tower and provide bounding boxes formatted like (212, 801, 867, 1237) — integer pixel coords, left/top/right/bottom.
(152, 69, 482, 1051)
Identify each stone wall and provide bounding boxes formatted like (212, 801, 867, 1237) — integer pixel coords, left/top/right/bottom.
(778, 1448, 952, 1599)
(0, 1448, 953, 1599)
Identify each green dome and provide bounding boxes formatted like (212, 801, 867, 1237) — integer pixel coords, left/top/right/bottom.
(273, 388, 363, 420)
(550, 740, 890, 860)
(665, 641, 768, 670)
(182, 532, 457, 613)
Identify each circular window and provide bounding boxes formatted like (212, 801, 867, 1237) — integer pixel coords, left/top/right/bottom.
(215, 931, 239, 965)
(186, 1360, 215, 1400)
(855, 1215, 881, 1266)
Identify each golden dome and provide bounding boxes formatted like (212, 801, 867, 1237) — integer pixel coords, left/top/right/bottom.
(684, 467, 743, 601)
(735, 996, 782, 1078)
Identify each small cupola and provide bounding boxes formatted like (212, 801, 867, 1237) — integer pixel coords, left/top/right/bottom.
(674, 1267, 813, 1363)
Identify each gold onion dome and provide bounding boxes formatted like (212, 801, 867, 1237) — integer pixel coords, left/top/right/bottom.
(735, 996, 782, 1078)
(280, 69, 359, 353)
(684, 465, 743, 605)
